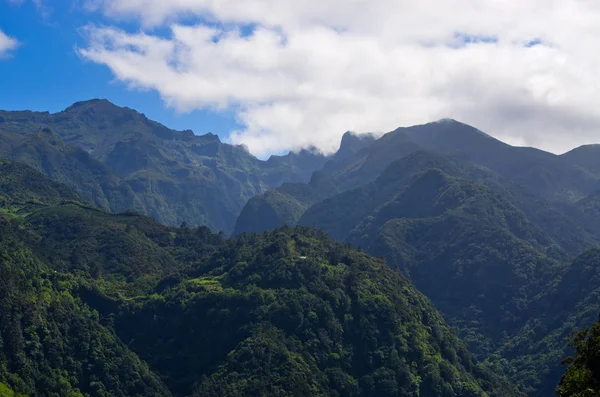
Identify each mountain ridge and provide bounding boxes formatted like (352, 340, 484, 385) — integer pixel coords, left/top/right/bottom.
(233, 119, 600, 395)
(0, 99, 331, 233)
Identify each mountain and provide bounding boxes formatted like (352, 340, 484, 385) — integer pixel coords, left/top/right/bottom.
(234, 120, 600, 395)
(561, 144, 600, 177)
(233, 131, 379, 236)
(0, 100, 328, 234)
(235, 120, 600, 244)
(300, 161, 565, 353)
(495, 247, 600, 396)
(333, 131, 378, 162)
(299, 159, 600, 394)
(4, 104, 600, 396)
(397, 120, 598, 203)
(0, 157, 81, 207)
(0, 161, 522, 396)
(299, 151, 588, 254)
(1, 128, 142, 213)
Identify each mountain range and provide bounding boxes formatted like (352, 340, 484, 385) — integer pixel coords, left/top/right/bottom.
(0, 99, 328, 234)
(0, 100, 599, 396)
(0, 159, 522, 397)
(235, 119, 600, 395)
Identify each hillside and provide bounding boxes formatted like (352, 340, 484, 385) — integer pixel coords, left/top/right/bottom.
(0, 211, 172, 397)
(561, 144, 600, 177)
(3, 106, 600, 396)
(0, 100, 328, 233)
(300, 164, 565, 349)
(234, 121, 600, 395)
(235, 121, 600, 249)
(556, 315, 600, 396)
(0, 161, 522, 396)
(0, 157, 81, 206)
(0, 128, 142, 213)
(495, 248, 600, 395)
(115, 227, 521, 397)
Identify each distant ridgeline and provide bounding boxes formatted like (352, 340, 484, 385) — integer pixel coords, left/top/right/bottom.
(0, 99, 330, 234)
(2, 101, 600, 396)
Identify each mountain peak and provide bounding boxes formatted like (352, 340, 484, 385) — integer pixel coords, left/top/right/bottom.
(63, 98, 118, 113)
(198, 132, 221, 143)
(341, 130, 375, 142)
(434, 117, 461, 124)
(336, 131, 376, 159)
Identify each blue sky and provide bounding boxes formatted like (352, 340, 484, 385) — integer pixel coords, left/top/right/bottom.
(0, 1, 240, 138)
(0, 1, 598, 156)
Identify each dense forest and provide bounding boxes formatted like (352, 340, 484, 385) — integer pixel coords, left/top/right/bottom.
(0, 160, 520, 396)
(556, 317, 600, 396)
(1, 103, 600, 396)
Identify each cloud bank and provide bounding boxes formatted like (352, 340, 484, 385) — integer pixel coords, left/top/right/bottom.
(0, 29, 18, 58)
(81, 0, 600, 157)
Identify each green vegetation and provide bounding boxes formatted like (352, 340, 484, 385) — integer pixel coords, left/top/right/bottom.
(235, 123, 600, 395)
(0, 217, 171, 397)
(4, 104, 600, 396)
(556, 319, 600, 396)
(114, 227, 521, 396)
(0, 159, 521, 396)
(0, 158, 81, 207)
(0, 100, 328, 233)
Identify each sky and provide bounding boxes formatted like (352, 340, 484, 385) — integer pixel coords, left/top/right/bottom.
(1, 0, 600, 158)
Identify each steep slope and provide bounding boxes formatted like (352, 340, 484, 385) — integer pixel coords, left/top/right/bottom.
(556, 315, 600, 396)
(300, 166, 564, 346)
(561, 144, 600, 177)
(497, 248, 600, 396)
(114, 227, 521, 397)
(0, 217, 171, 397)
(0, 164, 520, 396)
(0, 128, 142, 213)
(0, 157, 81, 206)
(233, 131, 388, 235)
(574, 190, 600, 234)
(300, 151, 586, 254)
(0, 100, 328, 233)
(398, 120, 598, 203)
(234, 182, 326, 235)
(236, 120, 600, 244)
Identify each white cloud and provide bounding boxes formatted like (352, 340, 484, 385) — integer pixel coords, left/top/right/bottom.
(81, 0, 600, 157)
(0, 29, 18, 58)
